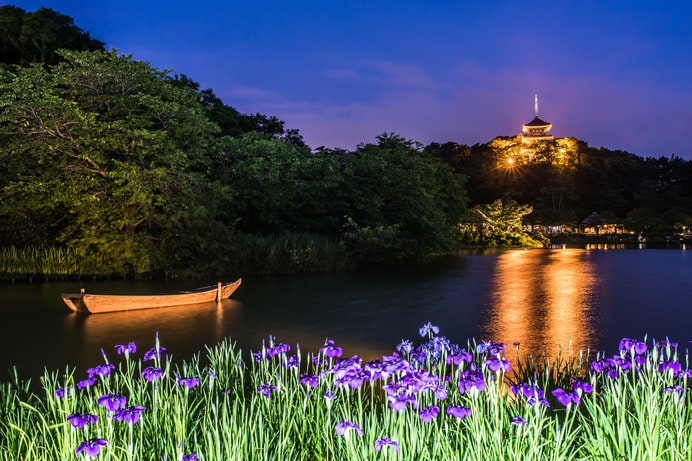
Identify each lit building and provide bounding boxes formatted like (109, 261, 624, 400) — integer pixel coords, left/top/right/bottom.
(521, 94, 553, 142)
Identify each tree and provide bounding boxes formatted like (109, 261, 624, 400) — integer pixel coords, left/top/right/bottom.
(0, 6, 104, 66)
(340, 134, 468, 262)
(215, 133, 328, 234)
(459, 199, 545, 248)
(0, 49, 227, 275)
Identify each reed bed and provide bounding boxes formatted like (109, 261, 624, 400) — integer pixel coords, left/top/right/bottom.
(0, 326, 690, 460)
(0, 246, 81, 281)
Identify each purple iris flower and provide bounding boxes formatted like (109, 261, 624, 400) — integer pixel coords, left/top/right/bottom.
(283, 354, 299, 368)
(143, 345, 167, 361)
(419, 405, 440, 423)
(55, 387, 70, 398)
(300, 374, 319, 388)
(399, 369, 439, 395)
(87, 364, 115, 379)
(591, 357, 620, 379)
(75, 438, 107, 457)
(67, 413, 98, 429)
(397, 339, 414, 354)
(433, 384, 449, 400)
(458, 369, 486, 394)
(320, 339, 343, 358)
(363, 360, 387, 381)
(664, 385, 684, 394)
(324, 390, 337, 400)
(177, 377, 200, 389)
(382, 353, 412, 374)
(485, 357, 511, 373)
(112, 406, 146, 424)
(419, 322, 440, 338)
(330, 356, 362, 378)
(182, 454, 199, 461)
(446, 405, 472, 419)
(257, 383, 278, 398)
(268, 342, 291, 357)
(77, 377, 97, 390)
(619, 338, 647, 355)
(658, 361, 682, 376)
(374, 437, 399, 453)
(387, 393, 418, 412)
(552, 388, 581, 406)
(331, 357, 366, 389)
(115, 342, 137, 355)
(335, 369, 366, 389)
(141, 366, 163, 382)
(659, 338, 678, 349)
(477, 340, 507, 356)
(97, 393, 127, 412)
(572, 379, 593, 394)
(511, 383, 545, 400)
(421, 335, 452, 361)
(511, 416, 527, 426)
(447, 349, 473, 365)
(335, 420, 364, 437)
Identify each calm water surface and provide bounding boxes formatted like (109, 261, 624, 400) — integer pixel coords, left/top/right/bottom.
(1, 248, 690, 382)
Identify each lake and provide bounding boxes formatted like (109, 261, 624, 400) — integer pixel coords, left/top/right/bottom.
(0, 248, 690, 382)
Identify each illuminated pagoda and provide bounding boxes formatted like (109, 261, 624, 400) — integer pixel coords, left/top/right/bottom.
(521, 94, 553, 142)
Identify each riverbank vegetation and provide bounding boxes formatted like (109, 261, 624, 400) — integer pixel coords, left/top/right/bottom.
(0, 325, 689, 460)
(1, 6, 691, 280)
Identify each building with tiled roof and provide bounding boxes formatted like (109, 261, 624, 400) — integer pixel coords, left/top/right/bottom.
(521, 95, 553, 143)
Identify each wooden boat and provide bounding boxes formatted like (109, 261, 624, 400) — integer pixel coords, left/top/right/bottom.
(61, 279, 242, 314)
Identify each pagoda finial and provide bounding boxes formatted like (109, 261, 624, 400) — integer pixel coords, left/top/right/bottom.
(534, 94, 539, 117)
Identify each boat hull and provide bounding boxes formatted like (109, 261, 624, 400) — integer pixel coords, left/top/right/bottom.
(61, 279, 242, 314)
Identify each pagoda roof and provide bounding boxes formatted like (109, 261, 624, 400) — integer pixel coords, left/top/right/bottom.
(524, 116, 551, 127)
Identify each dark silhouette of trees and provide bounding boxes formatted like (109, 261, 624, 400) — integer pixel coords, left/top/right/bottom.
(0, 6, 104, 66)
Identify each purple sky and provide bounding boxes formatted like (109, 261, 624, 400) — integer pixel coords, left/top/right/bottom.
(8, 1, 692, 159)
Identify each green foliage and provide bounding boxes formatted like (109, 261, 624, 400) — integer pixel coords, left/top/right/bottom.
(0, 49, 229, 276)
(340, 133, 468, 263)
(459, 199, 546, 248)
(217, 132, 468, 265)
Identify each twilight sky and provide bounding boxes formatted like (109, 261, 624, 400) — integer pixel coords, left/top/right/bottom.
(7, 0, 692, 159)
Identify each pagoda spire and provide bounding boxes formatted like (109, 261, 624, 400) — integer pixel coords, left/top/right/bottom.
(534, 94, 539, 117)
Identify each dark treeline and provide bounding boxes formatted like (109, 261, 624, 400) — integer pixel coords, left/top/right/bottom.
(426, 137, 692, 244)
(1, 6, 690, 278)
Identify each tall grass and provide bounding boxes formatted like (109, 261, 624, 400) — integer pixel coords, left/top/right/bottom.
(0, 328, 690, 460)
(0, 246, 81, 281)
(1, 233, 351, 281)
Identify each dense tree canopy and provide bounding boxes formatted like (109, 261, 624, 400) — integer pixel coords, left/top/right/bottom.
(0, 49, 229, 274)
(0, 6, 104, 66)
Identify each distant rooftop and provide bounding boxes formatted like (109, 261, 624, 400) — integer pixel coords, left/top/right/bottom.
(524, 116, 551, 127)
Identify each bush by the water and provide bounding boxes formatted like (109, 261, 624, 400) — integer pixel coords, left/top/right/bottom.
(0, 326, 690, 460)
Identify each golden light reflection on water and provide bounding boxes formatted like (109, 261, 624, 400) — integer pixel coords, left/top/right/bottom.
(484, 249, 597, 359)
